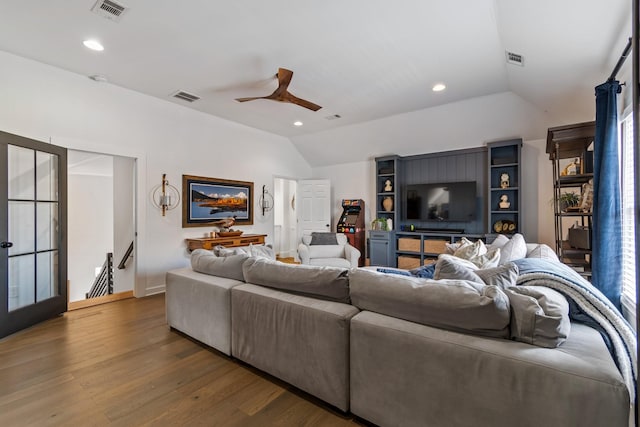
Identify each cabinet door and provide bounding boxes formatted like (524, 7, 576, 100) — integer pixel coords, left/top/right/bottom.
(370, 239, 390, 267)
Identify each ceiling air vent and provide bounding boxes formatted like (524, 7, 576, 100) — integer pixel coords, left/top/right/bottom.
(325, 114, 342, 120)
(172, 90, 201, 103)
(506, 51, 524, 66)
(90, 0, 128, 22)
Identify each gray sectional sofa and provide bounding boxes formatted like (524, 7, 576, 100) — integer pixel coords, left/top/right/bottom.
(165, 241, 633, 427)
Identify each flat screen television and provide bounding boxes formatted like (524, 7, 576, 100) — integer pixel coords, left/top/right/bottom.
(403, 181, 477, 222)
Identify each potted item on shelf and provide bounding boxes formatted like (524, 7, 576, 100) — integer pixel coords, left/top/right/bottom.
(371, 218, 388, 231)
(553, 192, 581, 212)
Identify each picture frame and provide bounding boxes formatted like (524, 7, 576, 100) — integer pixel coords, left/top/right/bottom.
(182, 175, 254, 227)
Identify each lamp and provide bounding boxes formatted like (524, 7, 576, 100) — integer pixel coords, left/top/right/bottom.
(152, 174, 180, 216)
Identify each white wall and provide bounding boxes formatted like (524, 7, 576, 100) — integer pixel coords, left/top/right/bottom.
(112, 155, 135, 294)
(68, 172, 113, 302)
(296, 91, 562, 168)
(0, 50, 312, 296)
(312, 161, 375, 230)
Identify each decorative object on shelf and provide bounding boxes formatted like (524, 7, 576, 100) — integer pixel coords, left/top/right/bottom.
(498, 194, 511, 209)
(493, 220, 516, 233)
(152, 173, 180, 216)
(382, 196, 393, 212)
(210, 216, 236, 231)
(217, 230, 243, 237)
(182, 175, 254, 227)
(500, 172, 510, 188)
(384, 179, 393, 192)
(386, 218, 393, 231)
(258, 184, 274, 216)
(580, 179, 594, 212)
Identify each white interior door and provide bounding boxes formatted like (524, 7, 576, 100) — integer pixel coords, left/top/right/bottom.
(297, 179, 331, 240)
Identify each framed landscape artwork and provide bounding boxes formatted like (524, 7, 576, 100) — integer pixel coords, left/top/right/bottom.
(182, 175, 254, 227)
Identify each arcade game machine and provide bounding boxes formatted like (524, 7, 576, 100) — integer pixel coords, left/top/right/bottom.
(337, 199, 366, 266)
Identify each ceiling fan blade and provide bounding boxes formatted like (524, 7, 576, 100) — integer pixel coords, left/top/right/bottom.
(277, 68, 293, 90)
(235, 96, 265, 102)
(285, 93, 322, 111)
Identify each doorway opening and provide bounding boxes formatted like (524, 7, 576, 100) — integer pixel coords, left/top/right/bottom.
(273, 177, 297, 261)
(67, 150, 135, 309)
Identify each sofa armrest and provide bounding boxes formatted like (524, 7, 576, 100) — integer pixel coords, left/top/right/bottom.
(298, 243, 310, 264)
(344, 243, 361, 267)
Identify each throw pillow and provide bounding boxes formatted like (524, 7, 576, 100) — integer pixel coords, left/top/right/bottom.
(310, 232, 338, 245)
(434, 254, 483, 283)
(468, 247, 501, 269)
(474, 262, 519, 289)
(453, 238, 487, 260)
(190, 249, 249, 282)
(505, 286, 570, 348)
(488, 234, 509, 251)
(498, 233, 527, 265)
(445, 242, 461, 255)
(526, 244, 559, 262)
(435, 254, 519, 289)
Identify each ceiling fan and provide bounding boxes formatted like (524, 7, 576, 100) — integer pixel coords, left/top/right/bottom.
(235, 68, 322, 111)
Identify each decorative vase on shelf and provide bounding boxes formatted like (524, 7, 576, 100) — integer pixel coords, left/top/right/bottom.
(382, 196, 393, 212)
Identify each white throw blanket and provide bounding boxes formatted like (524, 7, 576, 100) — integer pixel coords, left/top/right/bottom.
(514, 258, 637, 401)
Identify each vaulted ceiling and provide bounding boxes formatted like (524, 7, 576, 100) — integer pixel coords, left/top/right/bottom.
(0, 1, 631, 142)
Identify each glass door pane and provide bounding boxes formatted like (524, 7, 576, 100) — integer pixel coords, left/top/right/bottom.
(8, 254, 35, 311)
(8, 145, 34, 200)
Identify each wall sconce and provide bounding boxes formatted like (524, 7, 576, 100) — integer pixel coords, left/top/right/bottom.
(152, 173, 180, 216)
(259, 184, 274, 216)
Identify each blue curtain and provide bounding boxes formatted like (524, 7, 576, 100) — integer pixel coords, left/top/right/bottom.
(592, 80, 622, 310)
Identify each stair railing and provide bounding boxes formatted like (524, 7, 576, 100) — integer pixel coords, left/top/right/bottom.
(86, 252, 114, 299)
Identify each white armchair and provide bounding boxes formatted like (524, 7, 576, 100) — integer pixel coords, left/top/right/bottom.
(298, 233, 361, 268)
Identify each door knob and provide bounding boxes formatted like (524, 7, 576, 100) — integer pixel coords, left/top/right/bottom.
(0, 241, 13, 248)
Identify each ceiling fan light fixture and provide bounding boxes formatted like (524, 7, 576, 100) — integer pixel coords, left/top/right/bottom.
(293, 121, 303, 127)
(432, 83, 446, 92)
(83, 39, 104, 51)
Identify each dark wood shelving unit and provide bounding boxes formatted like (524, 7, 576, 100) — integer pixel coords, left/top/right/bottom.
(546, 121, 596, 279)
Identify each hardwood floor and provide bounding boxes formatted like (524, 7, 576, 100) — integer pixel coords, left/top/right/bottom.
(0, 295, 367, 426)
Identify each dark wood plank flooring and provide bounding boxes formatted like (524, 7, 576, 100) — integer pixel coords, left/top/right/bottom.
(0, 294, 367, 426)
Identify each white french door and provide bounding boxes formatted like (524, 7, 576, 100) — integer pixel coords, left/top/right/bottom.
(0, 131, 67, 338)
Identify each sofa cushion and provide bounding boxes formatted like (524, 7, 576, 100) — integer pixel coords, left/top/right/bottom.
(349, 268, 510, 338)
(242, 257, 351, 303)
(505, 286, 570, 348)
(213, 245, 247, 257)
(190, 249, 249, 281)
(248, 243, 276, 260)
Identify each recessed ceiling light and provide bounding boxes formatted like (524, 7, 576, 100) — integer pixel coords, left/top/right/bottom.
(293, 121, 303, 127)
(432, 83, 446, 92)
(83, 39, 104, 51)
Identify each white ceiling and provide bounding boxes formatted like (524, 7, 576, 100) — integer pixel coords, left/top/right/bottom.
(0, 0, 631, 139)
